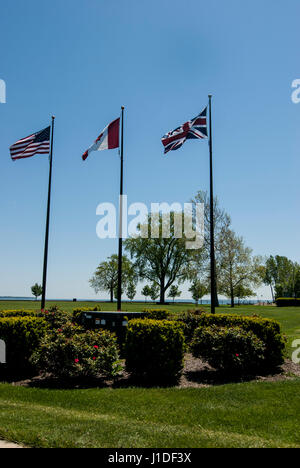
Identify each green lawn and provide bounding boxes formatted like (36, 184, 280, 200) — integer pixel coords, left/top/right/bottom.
(0, 301, 299, 448)
(0, 380, 299, 448)
(1, 300, 299, 357)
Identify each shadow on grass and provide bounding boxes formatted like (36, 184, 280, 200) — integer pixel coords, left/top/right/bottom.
(0, 364, 285, 390)
(182, 366, 282, 386)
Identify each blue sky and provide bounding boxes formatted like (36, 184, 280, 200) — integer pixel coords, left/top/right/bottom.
(0, 0, 299, 300)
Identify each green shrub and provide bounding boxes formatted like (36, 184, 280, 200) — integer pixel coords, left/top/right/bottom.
(72, 306, 100, 325)
(0, 310, 42, 318)
(142, 309, 169, 320)
(125, 319, 185, 382)
(175, 309, 207, 342)
(0, 316, 47, 372)
(276, 298, 300, 307)
(31, 322, 121, 380)
(176, 311, 286, 368)
(191, 326, 266, 373)
(43, 306, 72, 329)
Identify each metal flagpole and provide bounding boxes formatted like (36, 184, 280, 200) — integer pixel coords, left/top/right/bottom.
(41, 116, 55, 311)
(117, 106, 125, 311)
(208, 95, 216, 314)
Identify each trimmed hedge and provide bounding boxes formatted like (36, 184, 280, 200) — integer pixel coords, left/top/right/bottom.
(191, 326, 266, 373)
(276, 298, 300, 307)
(175, 310, 208, 342)
(142, 309, 169, 320)
(176, 311, 286, 368)
(125, 319, 185, 382)
(0, 310, 42, 318)
(0, 316, 47, 371)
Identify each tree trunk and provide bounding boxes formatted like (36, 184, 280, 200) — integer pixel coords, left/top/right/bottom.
(214, 277, 219, 307)
(231, 288, 235, 308)
(158, 276, 165, 304)
(110, 287, 114, 303)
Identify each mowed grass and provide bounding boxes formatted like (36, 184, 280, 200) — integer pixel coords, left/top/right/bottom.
(0, 300, 299, 356)
(0, 301, 299, 448)
(0, 380, 299, 448)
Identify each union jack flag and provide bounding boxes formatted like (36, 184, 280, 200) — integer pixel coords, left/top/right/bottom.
(161, 107, 208, 154)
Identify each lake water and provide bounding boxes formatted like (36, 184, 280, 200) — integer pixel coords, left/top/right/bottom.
(0, 297, 261, 305)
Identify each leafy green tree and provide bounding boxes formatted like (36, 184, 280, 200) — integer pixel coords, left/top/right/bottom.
(141, 285, 152, 303)
(168, 285, 181, 303)
(125, 212, 196, 304)
(264, 255, 300, 299)
(294, 267, 300, 298)
(126, 281, 137, 302)
(217, 228, 263, 308)
(90, 254, 136, 302)
(149, 283, 160, 302)
(191, 190, 232, 307)
(31, 283, 43, 301)
(189, 280, 207, 305)
(234, 284, 255, 305)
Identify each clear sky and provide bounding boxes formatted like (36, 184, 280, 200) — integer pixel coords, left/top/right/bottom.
(1, 0, 299, 300)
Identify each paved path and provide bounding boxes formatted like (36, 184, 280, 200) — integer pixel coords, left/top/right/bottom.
(0, 440, 23, 448)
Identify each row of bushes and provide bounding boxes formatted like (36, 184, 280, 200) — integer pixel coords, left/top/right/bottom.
(0, 307, 287, 381)
(0, 309, 42, 318)
(276, 298, 300, 307)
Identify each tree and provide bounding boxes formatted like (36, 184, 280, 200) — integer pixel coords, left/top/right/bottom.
(168, 285, 181, 303)
(31, 283, 43, 301)
(189, 280, 207, 305)
(191, 190, 232, 307)
(126, 281, 136, 302)
(293, 267, 300, 298)
(234, 284, 255, 305)
(90, 254, 136, 302)
(217, 228, 263, 308)
(141, 285, 152, 303)
(125, 212, 196, 304)
(149, 283, 159, 302)
(264, 255, 300, 299)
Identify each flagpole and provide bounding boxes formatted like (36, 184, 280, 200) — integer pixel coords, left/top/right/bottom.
(117, 106, 124, 311)
(41, 116, 55, 311)
(208, 95, 216, 314)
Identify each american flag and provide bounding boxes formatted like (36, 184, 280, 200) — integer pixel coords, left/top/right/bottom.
(162, 107, 208, 154)
(10, 126, 51, 161)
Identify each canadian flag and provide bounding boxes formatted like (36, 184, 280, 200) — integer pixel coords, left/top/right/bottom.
(82, 117, 120, 161)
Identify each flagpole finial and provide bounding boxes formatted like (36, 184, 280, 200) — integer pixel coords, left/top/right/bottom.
(121, 106, 125, 110)
(52, 115, 55, 120)
(208, 94, 212, 98)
